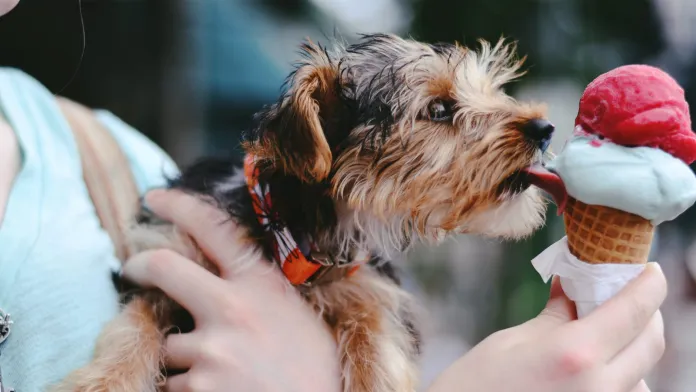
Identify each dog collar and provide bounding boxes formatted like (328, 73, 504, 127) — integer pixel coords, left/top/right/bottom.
(243, 155, 363, 286)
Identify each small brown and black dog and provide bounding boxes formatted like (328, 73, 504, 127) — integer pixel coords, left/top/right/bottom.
(55, 33, 554, 392)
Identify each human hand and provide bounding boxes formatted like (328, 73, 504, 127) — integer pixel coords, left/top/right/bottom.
(123, 189, 341, 392)
(427, 263, 667, 392)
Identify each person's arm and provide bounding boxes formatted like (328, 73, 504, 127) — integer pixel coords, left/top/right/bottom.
(124, 189, 666, 392)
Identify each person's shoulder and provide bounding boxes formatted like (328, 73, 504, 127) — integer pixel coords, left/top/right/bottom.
(0, 66, 41, 81)
(93, 110, 180, 195)
(0, 67, 55, 98)
(0, 66, 179, 194)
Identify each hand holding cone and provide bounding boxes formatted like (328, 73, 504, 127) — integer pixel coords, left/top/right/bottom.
(528, 64, 696, 317)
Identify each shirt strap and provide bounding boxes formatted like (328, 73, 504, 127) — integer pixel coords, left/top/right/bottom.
(56, 97, 140, 263)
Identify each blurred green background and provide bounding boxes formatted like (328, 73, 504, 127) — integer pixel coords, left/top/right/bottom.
(2, 0, 695, 390)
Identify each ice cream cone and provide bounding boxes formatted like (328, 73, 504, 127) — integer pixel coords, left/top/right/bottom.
(563, 197, 654, 264)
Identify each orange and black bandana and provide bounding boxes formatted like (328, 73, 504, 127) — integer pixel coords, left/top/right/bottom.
(243, 154, 361, 286)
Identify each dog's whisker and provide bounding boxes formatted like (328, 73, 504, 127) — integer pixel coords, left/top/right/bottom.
(543, 149, 557, 161)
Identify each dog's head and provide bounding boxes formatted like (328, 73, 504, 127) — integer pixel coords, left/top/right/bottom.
(245, 34, 552, 250)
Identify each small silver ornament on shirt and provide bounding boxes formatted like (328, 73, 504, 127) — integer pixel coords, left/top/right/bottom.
(0, 308, 13, 392)
(0, 310, 11, 345)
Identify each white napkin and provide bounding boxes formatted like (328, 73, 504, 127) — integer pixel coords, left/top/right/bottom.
(531, 237, 646, 318)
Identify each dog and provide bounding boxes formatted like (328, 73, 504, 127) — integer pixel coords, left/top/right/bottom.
(53, 33, 554, 392)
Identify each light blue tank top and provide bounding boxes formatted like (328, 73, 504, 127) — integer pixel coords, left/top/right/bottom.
(0, 68, 179, 391)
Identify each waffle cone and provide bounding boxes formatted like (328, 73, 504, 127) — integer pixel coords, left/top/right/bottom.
(563, 197, 654, 264)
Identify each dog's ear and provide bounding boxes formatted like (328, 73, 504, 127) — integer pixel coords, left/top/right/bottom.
(245, 42, 341, 183)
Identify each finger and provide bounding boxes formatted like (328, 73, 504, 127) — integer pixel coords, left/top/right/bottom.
(524, 276, 577, 332)
(629, 380, 651, 392)
(164, 372, 216, 392)
(144, 189, 258, 279)
(123, 248, 229, 320)
(575, 262, 667, 358)
(164, 333, 199, 371)
(607, 311, 664, 391)
(539, 276, 577, 323)
(164, 373, 189, 392)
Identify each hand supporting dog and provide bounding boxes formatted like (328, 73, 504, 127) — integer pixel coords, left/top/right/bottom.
(123, 189, 342, 392)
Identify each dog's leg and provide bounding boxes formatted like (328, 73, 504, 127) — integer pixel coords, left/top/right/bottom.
(309, 269, 420, 392)
(49, 297, 166, 392)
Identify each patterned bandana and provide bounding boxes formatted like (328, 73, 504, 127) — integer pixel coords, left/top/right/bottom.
(243, 154, 362, 286)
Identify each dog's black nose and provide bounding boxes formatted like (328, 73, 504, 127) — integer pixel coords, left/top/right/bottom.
(521, 118, 555, 151)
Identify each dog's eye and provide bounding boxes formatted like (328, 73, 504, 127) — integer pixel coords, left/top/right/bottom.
(427, 99, 453, 121)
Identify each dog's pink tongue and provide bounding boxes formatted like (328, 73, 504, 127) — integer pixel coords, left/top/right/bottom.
(523, 164, 568, 214)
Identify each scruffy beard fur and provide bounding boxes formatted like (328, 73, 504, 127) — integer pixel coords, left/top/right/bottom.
(52, 34, 552, 392)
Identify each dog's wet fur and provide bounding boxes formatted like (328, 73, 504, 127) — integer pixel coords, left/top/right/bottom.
(53, 33, 553, 392)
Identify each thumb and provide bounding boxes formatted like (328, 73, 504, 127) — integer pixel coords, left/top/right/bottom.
(531, 276, 577, 328)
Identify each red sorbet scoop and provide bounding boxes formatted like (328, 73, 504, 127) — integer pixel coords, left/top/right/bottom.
(575, 64, 696, 164)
